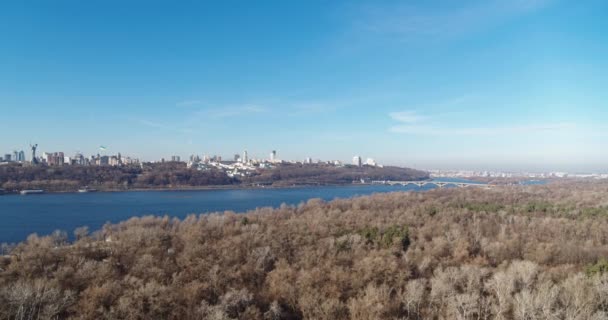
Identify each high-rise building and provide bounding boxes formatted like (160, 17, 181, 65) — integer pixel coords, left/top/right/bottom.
(109, 156, 120, 166)
(305, 157, 312, 164)
(100, 156, 110, 166)
(171, 155, 181, 162)
(46, 152, 65, 166)
(270, 150, 276, 163)
(242, 150, 248, 164)
(353, 155, 362, 167)
(3, 154, 11, 162)
(234, 154, 241, 162)
(366, 158, 377, 166)
(73, 153, 85, 165)
(18, 150, 25, 162)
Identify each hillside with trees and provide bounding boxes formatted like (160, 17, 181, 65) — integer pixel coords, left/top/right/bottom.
(246, 163, 429, 186)
(0, 163, 428, 193)
(0, 163, 235, 192)
(2, 182, 608, 319)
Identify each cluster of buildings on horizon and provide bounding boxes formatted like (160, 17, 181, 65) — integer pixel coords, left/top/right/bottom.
(3, 145, 607, 180)
(0, 150, 26, 163)
(0, 144, 140, 167)
(180, 150, 382, 178)
(1, 145, 383, 173)
(429, 169, 608, 179)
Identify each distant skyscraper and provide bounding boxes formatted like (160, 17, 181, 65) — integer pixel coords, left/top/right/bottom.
(74, 153, 85, 165)
(353, 155, 362, 167)
(171, 155, 181, 162)
(243, 150, 248, 164)
(305, 157, 312, 164)
(46, 152, 65, 166)
(3, 154, 11, 162)
(270, 150, 276, 162)
(109, 156, 120, 166)
(234, 154, 241, 162)
(18, 150, 25, 162)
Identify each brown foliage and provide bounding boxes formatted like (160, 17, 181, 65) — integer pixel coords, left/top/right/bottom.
(2, 182, 608, 319)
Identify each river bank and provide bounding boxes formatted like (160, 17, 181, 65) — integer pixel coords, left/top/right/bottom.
(0, 181, 379, 196)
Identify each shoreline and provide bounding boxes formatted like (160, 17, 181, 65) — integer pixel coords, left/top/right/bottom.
(2, 178, 546, 196)
(0, 182, 385, 196)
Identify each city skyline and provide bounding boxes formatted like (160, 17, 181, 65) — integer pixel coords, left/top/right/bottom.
(5, 142, 608, 177)
(2, 1, 608, 172)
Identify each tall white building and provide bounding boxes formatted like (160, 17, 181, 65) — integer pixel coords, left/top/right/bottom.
(305, 157, 312, 164)
(270, 150, 276, 163)
(242, 150, 248, 164)
(353, 155, 362, 167)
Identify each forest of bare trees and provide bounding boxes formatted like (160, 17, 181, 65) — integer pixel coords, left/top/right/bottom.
(0, 162, 235, 192)
(2, 181, 608, 319)
(243, 164, 429, 186)
(0, 163, 427, 193)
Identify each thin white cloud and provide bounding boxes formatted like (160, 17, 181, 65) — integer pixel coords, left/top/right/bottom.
(292, 103, 328, 113)
(212, 105, 267, 118)
(194, 104, 268, 119)
(389, 123, 576, 136)
(389, 109, 577, 136)
(287, 102, 341, 116)
(176, 100, 203, 107)
(354, 0, 553, 40)
(389, 111, 426, 123)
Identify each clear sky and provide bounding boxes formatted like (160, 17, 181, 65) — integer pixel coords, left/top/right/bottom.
(1, 0, 607, 172)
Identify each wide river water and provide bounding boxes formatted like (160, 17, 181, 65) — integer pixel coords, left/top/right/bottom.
(0, 179, 478, 244)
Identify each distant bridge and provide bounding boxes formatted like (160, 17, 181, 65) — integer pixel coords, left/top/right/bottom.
(371, 180, 490, 188)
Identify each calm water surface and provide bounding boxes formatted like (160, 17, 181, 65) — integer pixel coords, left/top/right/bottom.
(0, 179, 478, 243)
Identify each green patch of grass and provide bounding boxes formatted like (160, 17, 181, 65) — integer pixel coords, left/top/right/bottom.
(525, 201, 554, 213)
(586, 259, 608, 277)
(581, 207, 608, 217)
(449, 201, 505, 213)
(358, 225, 410, 251)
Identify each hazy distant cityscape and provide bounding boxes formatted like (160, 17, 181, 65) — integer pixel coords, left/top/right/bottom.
(429, 169, 608, 180)
(3, 144, 607, 180)
(0, 144, 388, 179)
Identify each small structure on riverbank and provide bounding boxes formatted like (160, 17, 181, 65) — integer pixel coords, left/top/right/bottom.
(20, 189, 45, 195)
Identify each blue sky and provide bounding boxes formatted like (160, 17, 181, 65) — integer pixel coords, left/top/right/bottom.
(1, 0, 607, 172)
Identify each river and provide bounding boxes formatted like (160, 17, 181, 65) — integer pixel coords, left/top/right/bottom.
(0, 179, 480, 244)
